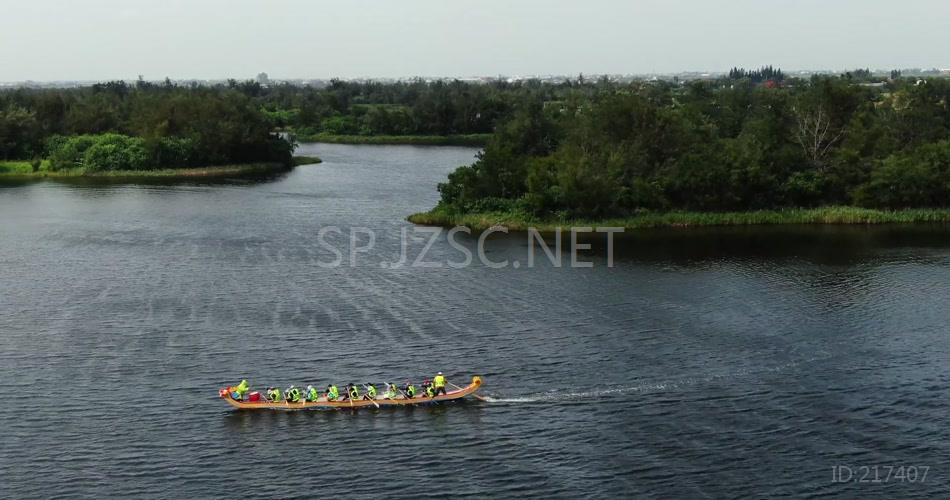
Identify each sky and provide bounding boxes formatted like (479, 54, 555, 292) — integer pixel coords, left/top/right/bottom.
(1, 0, 948, 81)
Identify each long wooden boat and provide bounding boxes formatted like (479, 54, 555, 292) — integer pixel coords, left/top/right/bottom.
(219, 376, 483, 410)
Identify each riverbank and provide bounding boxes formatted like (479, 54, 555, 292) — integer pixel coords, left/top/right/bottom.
(291, 156, 323, 166)
(0, 156, 320, 179)
(297, 133, 490, 146)
(408, 206, 950, 231)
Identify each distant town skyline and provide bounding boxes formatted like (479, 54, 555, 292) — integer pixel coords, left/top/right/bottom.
(6, 66, 950, 87)
(1, 0, 948, 82)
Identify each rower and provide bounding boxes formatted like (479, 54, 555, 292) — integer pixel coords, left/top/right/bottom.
(424, 380, 435, 398)
(306, 385, 319, 402)
(231, 379, 249, 400)
(433, 372, 447, 396)
(339, 383, 350, 401)
(326, 384, 339, 401)
(348, 383, 360, 401)
(285, 385, 301, 403)
(404, 381, 416, 399)
(384, 383, 399, 399)
(363, 383, 378, 400)
(383, 382, 399, 399)
(267, 387, 282, 402)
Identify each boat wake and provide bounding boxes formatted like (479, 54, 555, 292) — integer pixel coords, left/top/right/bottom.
(478, 354, 831, 405)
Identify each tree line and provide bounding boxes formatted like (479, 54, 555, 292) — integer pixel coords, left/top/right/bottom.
(0, 77, 618, 169)
(0, 77, 593, 169)
(0, 81, 293, 171)
(434, 73, 950, 213)
(5, 72, 950, 208)
(257, 78, 587, 137)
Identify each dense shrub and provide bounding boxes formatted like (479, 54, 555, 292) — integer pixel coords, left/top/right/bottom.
(855, 141, 950, 208)
(48, 135, 98, 170)
(2, 82, 295, 168)
(48, 134, 194, 171)
(82, 134, 150, 171)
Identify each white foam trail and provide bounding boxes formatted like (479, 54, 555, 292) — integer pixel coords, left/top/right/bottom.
(478, 396, 541, 403)
(478, 354, 831, 405)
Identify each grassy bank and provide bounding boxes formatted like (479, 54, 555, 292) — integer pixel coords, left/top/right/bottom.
(408, 206, 950, 231)
(0, 160, 51, 175)
(0, 156, 320, 179)
(0, 161, 296, 179)
(291, 155, 323, 166)
(297, 133, 490, 146)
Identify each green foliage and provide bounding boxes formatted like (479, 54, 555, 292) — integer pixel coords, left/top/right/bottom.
(262, 107, 299, 128)
(855, 141, 950, 208)
(6, 74, 950, 210)
(433, 75, 950, 216)
(49, 135, 98, 170)
(82, 134, 150, 171)
(47, 133, 235, 172)
(149, 137, 197, 168)
(0, 105, 41, 159)
(437, 102, 561, 209)
(728, 66, 785, 83)
(1, 82, 295, 167)
(0, 160, 46, 174)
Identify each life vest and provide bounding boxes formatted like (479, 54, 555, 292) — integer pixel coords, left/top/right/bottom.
(366, 385, 377, 398)
(307, 387, 319, 401)
(287, 387, 301, 402)
(236, 380, 249, 396)
(433, 375, 446, 388)
(348, 386, 360, 399)
(327, 386, 339, 400)
(386, 385, 398, 398)
(268, 389, 281, 401)
(406, 385, 416, 397)
(425, 385, 435, 397)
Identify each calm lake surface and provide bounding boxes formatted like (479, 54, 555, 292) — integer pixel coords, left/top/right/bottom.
(2, 143, 950, 498)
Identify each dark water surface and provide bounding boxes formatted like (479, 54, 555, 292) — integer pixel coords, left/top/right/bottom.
(2, 143, 950, 498)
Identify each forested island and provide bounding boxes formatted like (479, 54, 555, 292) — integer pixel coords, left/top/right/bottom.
(409, 70, 950, 228)
(0, 81, 304, 178)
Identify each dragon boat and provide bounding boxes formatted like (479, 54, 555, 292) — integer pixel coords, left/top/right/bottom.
(219, 375, 483, 410)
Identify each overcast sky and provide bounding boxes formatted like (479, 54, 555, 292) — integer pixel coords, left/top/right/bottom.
(1, 0, 948, 81)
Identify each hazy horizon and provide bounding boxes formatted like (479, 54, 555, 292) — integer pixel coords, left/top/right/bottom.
(1, 0, 948, 82)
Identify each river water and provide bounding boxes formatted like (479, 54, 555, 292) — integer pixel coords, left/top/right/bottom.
(1, 143, 949, 498)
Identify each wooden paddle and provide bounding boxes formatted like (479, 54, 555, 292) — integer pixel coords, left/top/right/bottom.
(364, 385, 380, 408)
(450, 381, 489, 402)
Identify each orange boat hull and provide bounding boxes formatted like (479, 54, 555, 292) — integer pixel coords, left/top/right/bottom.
(219, 376, 483, 410)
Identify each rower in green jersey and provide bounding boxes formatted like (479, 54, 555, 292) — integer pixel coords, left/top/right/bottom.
(363, 383, 377, 400)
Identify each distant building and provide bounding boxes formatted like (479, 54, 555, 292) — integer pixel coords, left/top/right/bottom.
(256, 72, 270, 85)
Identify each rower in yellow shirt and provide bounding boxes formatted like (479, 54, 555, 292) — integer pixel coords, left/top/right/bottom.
(433, 372, 447, 396)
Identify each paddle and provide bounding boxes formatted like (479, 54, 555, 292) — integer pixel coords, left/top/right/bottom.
(450, 381, 488, 402)
(364, 385, 380, 408)
(395, 385, 410, 400)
